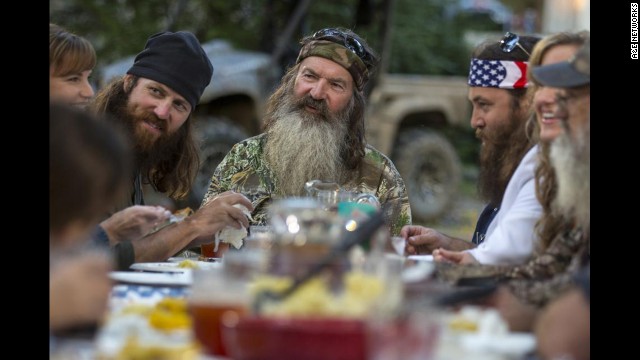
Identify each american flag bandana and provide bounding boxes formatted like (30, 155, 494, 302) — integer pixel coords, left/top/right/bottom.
(468, 58, 529, 89)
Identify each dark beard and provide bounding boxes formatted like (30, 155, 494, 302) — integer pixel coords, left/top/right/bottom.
(264, 91, 352, 196)
(110, 95, 184, 175)
(477, 114, 532, 205)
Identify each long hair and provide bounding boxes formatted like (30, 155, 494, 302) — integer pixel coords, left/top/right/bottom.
(91, 76, 200, 199)
(262, 63, 367, 170)
(524, 31, 588, 251)
(49, 23, 96, 77)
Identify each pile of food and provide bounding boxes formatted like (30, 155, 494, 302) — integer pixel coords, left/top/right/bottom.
(447, 306, 508, 335)
(176, 259, 199, 269)
(95, 298, 199, 360)
(249, 270, 387, 318)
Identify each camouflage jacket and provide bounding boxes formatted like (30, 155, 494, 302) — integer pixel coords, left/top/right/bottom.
(202, 134, 412, 235)
(505, 228, 589, 307)
(435, 227, 589, 308)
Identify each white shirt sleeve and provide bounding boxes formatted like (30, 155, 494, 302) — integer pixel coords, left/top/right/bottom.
(466, 145, 543, 265)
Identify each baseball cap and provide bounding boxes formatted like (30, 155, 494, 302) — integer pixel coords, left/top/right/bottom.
(531, 37, 590, 88)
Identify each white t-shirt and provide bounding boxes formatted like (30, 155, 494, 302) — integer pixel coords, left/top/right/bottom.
(466, 145, 542, 265)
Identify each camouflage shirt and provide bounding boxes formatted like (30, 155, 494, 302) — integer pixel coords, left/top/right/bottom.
(202, 134, 412, 235)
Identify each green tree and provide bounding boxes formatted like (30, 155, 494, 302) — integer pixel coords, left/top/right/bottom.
(50, 0, 497, 76)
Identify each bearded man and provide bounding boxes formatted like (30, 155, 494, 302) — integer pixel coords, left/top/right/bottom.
(203, 28, 411, 235)
(402, 33, 543, 265)
(92, 31, 253, 269)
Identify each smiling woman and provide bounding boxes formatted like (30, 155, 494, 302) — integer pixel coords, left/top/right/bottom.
(49, 23, 96, 107)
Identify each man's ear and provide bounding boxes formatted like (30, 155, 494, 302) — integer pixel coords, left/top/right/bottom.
(519, 96, 532, 119)
(123, 74, 133, 90)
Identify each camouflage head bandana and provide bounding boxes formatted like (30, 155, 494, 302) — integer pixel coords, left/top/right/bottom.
(296, 40, 369, 91)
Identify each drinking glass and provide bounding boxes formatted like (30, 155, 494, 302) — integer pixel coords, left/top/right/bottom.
(189, 249, 266, 357)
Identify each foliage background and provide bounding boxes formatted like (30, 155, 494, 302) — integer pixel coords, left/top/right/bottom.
(51, 0, 516, 164)
(49, 0, 507, 76)
(50, 0, 526, 232)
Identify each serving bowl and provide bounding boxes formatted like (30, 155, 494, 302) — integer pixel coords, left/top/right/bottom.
(222, 316, 366, 360)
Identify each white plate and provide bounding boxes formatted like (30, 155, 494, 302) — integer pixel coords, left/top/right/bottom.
(109, 271, 192, 286)
(130, 261, 221, 273)
(167, 256, 222, 263)
(460, 332, 536, 356)
(408, 255, 434, 262)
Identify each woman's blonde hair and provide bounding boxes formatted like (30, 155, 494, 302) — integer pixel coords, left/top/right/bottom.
(524, 31, 589, 251)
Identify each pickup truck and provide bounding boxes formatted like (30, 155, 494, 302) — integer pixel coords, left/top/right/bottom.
(365, 74, 471, 222)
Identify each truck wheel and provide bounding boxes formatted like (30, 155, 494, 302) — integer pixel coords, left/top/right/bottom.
(183, 117, 249, 208)
(393, 129, 462, 222)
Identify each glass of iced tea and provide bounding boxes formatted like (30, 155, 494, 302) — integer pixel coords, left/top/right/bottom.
(200, 241, 229, 261)
(188, 249, 267, 357)
(188, 266, 249, 357)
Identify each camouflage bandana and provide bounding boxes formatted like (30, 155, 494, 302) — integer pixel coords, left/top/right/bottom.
(296, 40, 369, 91)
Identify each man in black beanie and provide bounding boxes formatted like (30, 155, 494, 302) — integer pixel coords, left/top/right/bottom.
(91, 31, 253, 269)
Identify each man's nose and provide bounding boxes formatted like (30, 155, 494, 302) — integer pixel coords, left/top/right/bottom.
(154, 100, 172, 119)
(309, 80, 327, 100)
(470, 109, 484, 129)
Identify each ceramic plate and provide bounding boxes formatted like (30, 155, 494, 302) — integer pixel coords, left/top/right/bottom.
(109, 271, 192, 286)
(167, 256, 222, 263)
(130, 261, 221, 273)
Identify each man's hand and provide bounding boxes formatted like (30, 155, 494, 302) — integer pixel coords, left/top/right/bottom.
(433, 248, 478, 264)
(187, 191, 254, 246)
(400, 225, 474, 255)
(101, 205, 171, 243)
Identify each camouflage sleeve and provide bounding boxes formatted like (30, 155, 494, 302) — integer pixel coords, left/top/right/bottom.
(506, 271, 576, 308)
(365, 147, 412, 236)
(506, 231, 588, 308)
(504, 228, 586, 280)
(201, 157, 232, 207)
(200, 136, 273, 225)
(201, 139, 253, 207)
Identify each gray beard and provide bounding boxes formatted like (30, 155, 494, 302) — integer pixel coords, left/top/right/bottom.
(264, 100, 350, 197)
(550, 122, 590, 230)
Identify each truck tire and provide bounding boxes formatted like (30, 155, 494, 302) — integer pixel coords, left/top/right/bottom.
(182, 117, 250, 208)
(393, 129, 462, 222)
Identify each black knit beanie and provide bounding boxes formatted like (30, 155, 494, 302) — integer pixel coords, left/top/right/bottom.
(126, 31, 214, 110)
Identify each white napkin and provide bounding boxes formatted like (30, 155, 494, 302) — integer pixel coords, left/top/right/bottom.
(214, 204, 253, 250)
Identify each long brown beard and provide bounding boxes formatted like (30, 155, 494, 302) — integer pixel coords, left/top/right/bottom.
(551, 121, 590, 231)
(264, 91, 352, 196)
(92, 77, 199, 198)
(477, 110, 532, 205)
(111, 95, 183, 174)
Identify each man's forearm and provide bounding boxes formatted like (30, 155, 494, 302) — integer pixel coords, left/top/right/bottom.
(447, 237, 476, 251)
(131, 221, 200, 263)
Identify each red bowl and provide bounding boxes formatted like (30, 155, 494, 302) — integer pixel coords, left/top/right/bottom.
(222, 317, 366, 360)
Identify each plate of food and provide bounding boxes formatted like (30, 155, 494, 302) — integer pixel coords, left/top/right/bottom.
(130, 260, 221, 273)
(109, 271, 192, 286)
